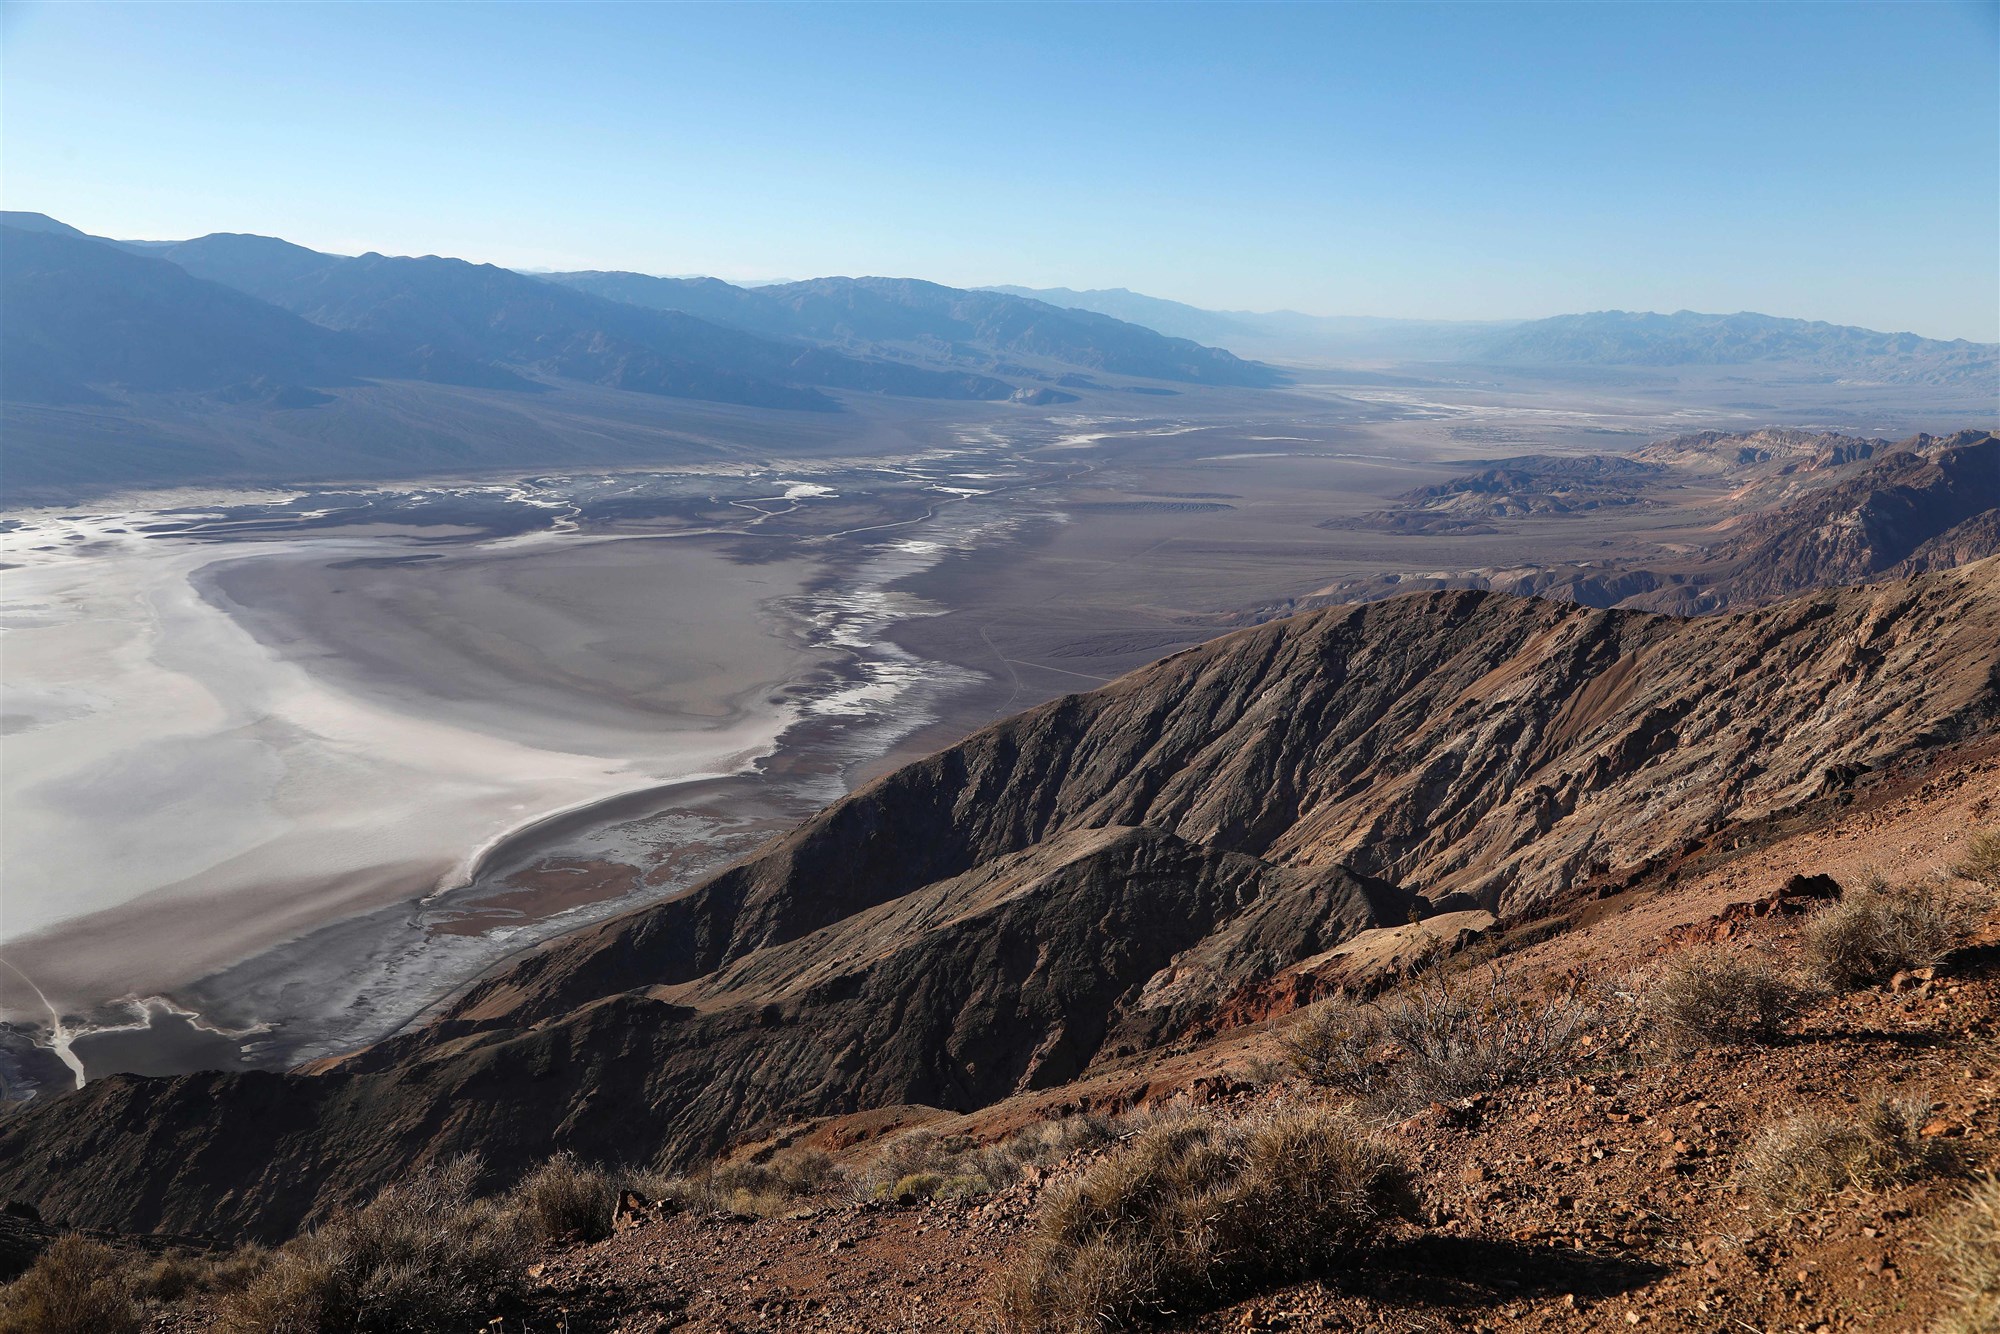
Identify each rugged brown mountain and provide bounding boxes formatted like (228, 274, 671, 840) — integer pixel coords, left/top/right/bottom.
(2, 561, 1997, 1242)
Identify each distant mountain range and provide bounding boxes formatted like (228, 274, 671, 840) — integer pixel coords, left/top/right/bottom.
(1476, 309, 1997, 385)
(541, 272, 1280, 388)
(984, 286, 1508, 361)
(995, 285, 1998, 385)
(0, 213, 1278, 422)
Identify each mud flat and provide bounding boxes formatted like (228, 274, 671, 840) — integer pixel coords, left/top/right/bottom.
(0, 503, 825, 1080)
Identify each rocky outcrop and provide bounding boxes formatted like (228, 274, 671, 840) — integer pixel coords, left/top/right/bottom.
(2, 562, 1996, 1241)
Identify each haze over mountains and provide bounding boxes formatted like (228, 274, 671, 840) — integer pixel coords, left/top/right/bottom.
(995, 283, 2000, 384)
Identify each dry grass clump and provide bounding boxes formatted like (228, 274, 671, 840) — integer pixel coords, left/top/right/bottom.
(1738, 1096, 1960, 1213)
(1641, 947, 1806, 1051)
(0, 1234, 144, 1334)
(1954, 830, 2000, 894)
(1930, 1174, 2000, 1334)
(637, 1147, 842, 1217)
(1282, 967, 1598, 1112)
(863, 1129, 1017, 1202)
(129, 1245, 270, 1303)
(217, 1157, 529, 1334)
(1803, 877, 1987, 991)
(862, 1114, 1127, 1204)
(511, 1152, 620, 1243)
(995, 1103, 1418, 1332)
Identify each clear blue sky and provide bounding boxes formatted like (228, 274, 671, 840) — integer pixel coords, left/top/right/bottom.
(5, 2, 1996, 339)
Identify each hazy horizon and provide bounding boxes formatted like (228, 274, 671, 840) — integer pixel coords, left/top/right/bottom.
(4, 2, 1996, 341)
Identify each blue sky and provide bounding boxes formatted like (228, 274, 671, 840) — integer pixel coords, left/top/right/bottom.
(5, 2, 1996, 339)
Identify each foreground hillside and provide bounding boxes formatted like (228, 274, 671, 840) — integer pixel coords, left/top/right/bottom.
(2, 559, 1996, 1249)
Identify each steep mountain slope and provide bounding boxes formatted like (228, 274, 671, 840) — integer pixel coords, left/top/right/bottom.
(1697, 432, 2000, 602)
(2, 561, 1994, 1242)
(1476, 309, 1999, 384)
(544, 272, 1282, 386)
(0, 226, 365, 403)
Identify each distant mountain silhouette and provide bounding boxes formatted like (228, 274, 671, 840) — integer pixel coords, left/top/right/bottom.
(0, 211, 92, 240)
(150, 234, 1026, 407)
(546, 272, 1282, 387)
(0, 226, 366, 403)
(1474, 310, 1997, 384)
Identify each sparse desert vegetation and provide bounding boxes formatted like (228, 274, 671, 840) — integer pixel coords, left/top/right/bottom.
(1282, 964, 1599, 1111)
(1955, 829, 2000, 893)
(1931, 1174, 2000, 1334)
(995, 1103, 1418, 1332)
(1803, 876, 1988, 990)
(633, 1146, 843, 1218)
(215, 1157, 529, 1334)
(1738, 1095, 1962, 1213)
(1641, 945, 1807, 1051)
(0, 1235, 143, 1334)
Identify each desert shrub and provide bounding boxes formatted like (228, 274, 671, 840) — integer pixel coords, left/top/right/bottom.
(217, 1156, 529, 1334)
(1282, 999, 1393, 1095)
(1803, 878, 1985, 990)
(1954, 830, 2000, 894)
(0, 1234, 142, 1334)
(995, 1104, 1418, 1331)
(861, 1128, 1026, 1202)
(639, 1147, 842, 1218)
(511, 1152, 618, 1243)
(1931, 1174, 2000, 1334)
(1283, 969, 1598, 1112)
(1001, 1114, 1122, 1171)
(124, 1243, 270, 1304)
(1642, 947, 1805, 1051)
(1739, 1096, 1959, 1213)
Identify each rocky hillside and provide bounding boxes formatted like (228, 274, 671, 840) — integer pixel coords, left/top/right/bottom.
(1306, 429, 1999, 614)
(1, 559, 1994, 1245)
